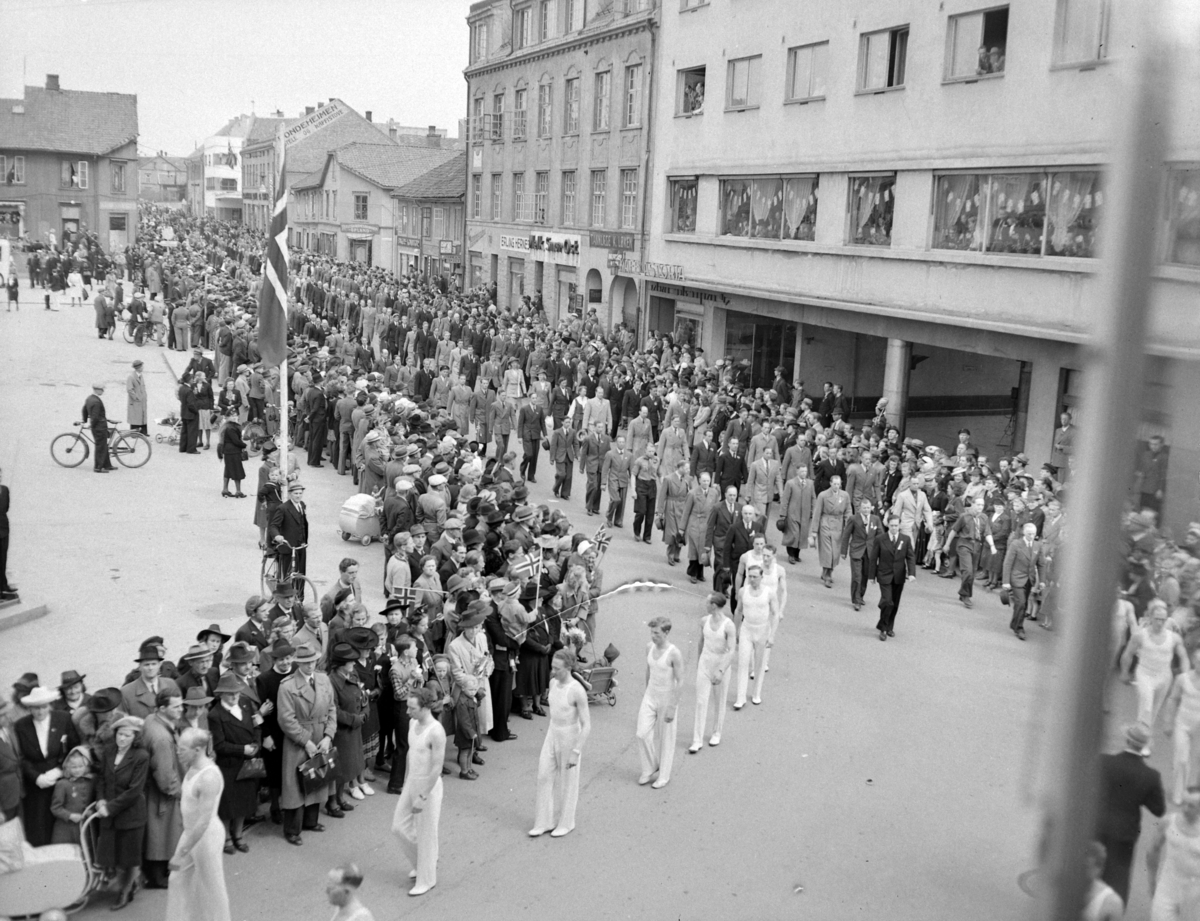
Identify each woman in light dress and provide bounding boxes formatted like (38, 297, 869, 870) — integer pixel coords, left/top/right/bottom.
(166, 727, 230, 921)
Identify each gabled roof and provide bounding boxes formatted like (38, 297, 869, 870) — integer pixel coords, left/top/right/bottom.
(245, 116, 291, 143)
(0, 85, 138, 156)
(336, 143, 459, 190)
(139, 155, 188, 172)
(394, 152, 466, 201)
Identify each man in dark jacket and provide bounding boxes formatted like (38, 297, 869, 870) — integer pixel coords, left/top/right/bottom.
(1095, 723, 1166, 903)
(517, 400, 547, 483)
(482, 594, 520, 744)
(715, 438, 747, 498)
(867, 515, 915, 641)
(83, 383, 115, 472)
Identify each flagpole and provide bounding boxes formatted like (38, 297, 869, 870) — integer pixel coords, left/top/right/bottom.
(276, 123, 290, 470)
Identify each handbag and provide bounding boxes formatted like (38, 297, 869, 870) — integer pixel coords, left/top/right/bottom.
(297, 749, 338, 794)
(236, 755, 267, 781)
(241, 449, 249, 461)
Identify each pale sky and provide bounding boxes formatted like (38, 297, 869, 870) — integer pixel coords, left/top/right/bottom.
(3, 0, 471, 156)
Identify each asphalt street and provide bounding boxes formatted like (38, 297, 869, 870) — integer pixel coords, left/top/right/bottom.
(0, 275, 1158, 920)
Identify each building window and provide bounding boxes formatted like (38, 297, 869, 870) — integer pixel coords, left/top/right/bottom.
(561, 171, 577, 226)
(109, 213, 127, 232)
(421, 206, 432, 238)
(471, 21, 489, 63)
(947, 7, 1009, 79)
(680, 0, 708, 8)
(624, 0, 650, 13)
(1167, 169, 1200, 266)
(540, 0, 554, 40)
(472, 174, 482, 219)
(933, 170, 1101, 257)
(715, 176, 819, 240)
(513, 88, 528, 140)
(620, 169, 638, 229)
(220, 178, 237, 192)
(859, 26, 909, 91)
(61, 160, 88, 189)
(678, 66, 706, 115)
(593, 71, 611, 131)
(669, 178, 697, 233)
(784, 176, 819, 240)
(566, 0, 584, 32)
(786, 41, 829, 102)
(205, 177, 216, 190)
(515, 6, 532, 49)
(720, 179, 751, 236)
(538, 83, 553, 138)
(492, 173, 503, 220)
(534, 171, 548, 224)
(515, 173, 530, 222)
(472, 96, 485, 142)
(492, 94, 505, 141)
(726, 56, 762, 110)
(624, 64, 642, 127)
(431, 206, 444, 239)
(354, 193, 369, 221)
(590, 169, 607, 226)
(4, 155, 24, 185)
(564, 77, 580, 134)
(111, 161, 126, 193)
(849, 174, 896, 246)
(1053, 0, 1109, 66)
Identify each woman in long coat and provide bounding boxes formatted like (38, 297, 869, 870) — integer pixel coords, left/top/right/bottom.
(221, 412, 247, 498)
(812, 475, 851, 588)
(208, 673, 260, 854)
(327, 643, 365, 816)
(96, 716, 150, 909)
(656, 458, 692, 566)
(781, 465, 816, 564)
(680, 471, 718, 584)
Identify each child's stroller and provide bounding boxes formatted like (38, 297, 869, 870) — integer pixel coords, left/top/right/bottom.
(155, 412, 181, 446)
(575, 642, 620, 707)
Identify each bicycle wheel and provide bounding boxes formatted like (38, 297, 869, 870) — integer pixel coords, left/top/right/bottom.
(50, 432, 90, 468)
(112, 432, 152, 468)
(122, 322, 136, 344)
(243, 422, 267, 457)
(261, 555, 281, 597)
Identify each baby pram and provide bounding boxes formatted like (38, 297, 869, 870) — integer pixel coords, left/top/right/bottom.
(0, 803, 105, 916)
(155, 412, 181, 446)
(575, 642, 620, 707)
(338, 492, 383, 545)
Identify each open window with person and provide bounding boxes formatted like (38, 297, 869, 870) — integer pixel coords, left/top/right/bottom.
(678, 66, 706, 115)
(945, 6, 1009, 80)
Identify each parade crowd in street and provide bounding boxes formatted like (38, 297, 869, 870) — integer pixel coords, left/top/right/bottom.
(3, 203, 1200, 918)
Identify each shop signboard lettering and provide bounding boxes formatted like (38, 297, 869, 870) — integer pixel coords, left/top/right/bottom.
(342, 223, 376, 236)
(607, 254, 684, 281)
(395, 235, 421, 248)
(589, 230, 635, 251)
(500, 234, 530, 254)
(528, 231, 580, 266)
(648, 281, 728, 306)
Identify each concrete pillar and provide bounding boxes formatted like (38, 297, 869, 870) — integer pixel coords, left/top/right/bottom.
(1023, 359, 1062, 469)
(792, 323, 804, 390)
(1011, 360, 1032, 454)
(882, 338, 911, 434)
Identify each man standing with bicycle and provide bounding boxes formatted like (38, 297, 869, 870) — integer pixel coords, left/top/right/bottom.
(269, 482, 310, 600)
(82, 383, 115, 473)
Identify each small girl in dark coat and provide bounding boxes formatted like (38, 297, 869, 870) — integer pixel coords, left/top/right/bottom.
(220, 412, 247, 497)
(50, 746, 95, 844)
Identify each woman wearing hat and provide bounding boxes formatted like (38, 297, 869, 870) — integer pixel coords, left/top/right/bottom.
(209, 672, 262, 854)
(220, 409, 248, 498)
(96, 715, 150, 909)
(329, 643, 367, 816)
(345, 626, 384, 787)
(14, 685, 81, 846)
(76, 688, 126, 761)
(53, 669, 92, 717)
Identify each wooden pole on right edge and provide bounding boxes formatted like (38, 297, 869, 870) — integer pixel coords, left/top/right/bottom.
(1032, 3, 1174, 919)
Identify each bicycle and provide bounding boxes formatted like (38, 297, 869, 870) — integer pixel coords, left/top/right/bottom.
(51, 421, 152, 469)
(261, 540, 317, 601)
(121, 317, 155, 346)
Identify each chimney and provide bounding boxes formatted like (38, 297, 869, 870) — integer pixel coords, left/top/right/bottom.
(427, 125, 437, 137)
(306, 106, 315, 116)
(46, 74, 60, 91)
(365, 111, 372, 122)
(389, 127, 397, 140)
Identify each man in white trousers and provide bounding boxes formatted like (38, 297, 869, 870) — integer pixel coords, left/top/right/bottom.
(690, 594, 736, 753)
(734, 563, 780, 709)
(392, 687, 446, 897)
(529, 649, 591, 838)
(636, 617, 683, 790)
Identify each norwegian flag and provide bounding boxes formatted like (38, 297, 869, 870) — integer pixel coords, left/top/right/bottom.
(592, 523, 611, 552)
(509, 547, 543, 581)
(390, 585, 417, 606)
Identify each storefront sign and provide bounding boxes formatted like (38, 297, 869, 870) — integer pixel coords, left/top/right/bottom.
(528, 231, 580, 266)
(395, 235, 421, 249)
(284, 100, 348, 147)
(607, 254, 684, 281)
(500, 233, 530, 254)
(439, 239, 461, 256)
(589, 230, 635, 251)
(342, 223, 376, 236)
(648, 281, 729, 306)
(467, 228, 487, 247)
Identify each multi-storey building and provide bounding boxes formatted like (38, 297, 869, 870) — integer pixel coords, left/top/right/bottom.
(186, 113, 287, 222)
(643, 0, 1200, 528)
(391, 152, 467, 282)
(0, 75, 138, 251)
(138, 153, 188, 205)
(464, 0, 657, 323)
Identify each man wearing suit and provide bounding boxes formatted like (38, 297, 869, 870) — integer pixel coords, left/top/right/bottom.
(549, 379, 573, 431)
(715, 437, 747, 498)
(235, 597, 271, 650)
(867, 515, 916, 641)
(269, 482, 310, 600)
(691, 429, 718, 479)
(1095, 723, 1166, 903)
(303, 380, 328, 467)
(601, 436, 632, 528)
(1002, 522, 1042, 641)
(840, 498, 881, 611)
(0, 698, 21, 827)
(183, 345, 216, 382)
(276, 643, 337, 845)
(120, 642, 182, 719)
(705, 485, 742, 595)
(14, 685, 81, 845)
(82, 383, 115, 472)
(483, 591, 521, 743)
(578, 421, 611, 515)
(549, 422, 577, 500)
(517, 399, 548, 483)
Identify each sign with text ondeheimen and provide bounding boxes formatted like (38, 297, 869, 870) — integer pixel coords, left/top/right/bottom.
(589, 230, 635, 251)
(500, 233, 530, 253)
(607, 253, 684, 281)
(283, 100, 348, 148)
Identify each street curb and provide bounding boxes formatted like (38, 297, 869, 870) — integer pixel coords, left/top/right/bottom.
(161, 349, 179, 382)
(0, 601, 50, 632)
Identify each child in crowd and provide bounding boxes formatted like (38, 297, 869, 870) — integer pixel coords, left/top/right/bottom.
(50, 746, 96, 844)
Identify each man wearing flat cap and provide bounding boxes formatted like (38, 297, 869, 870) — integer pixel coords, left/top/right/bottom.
(82, 382, 115, 472)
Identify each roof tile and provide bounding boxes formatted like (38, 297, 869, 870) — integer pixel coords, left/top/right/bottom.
(0, 85, 137, 156)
